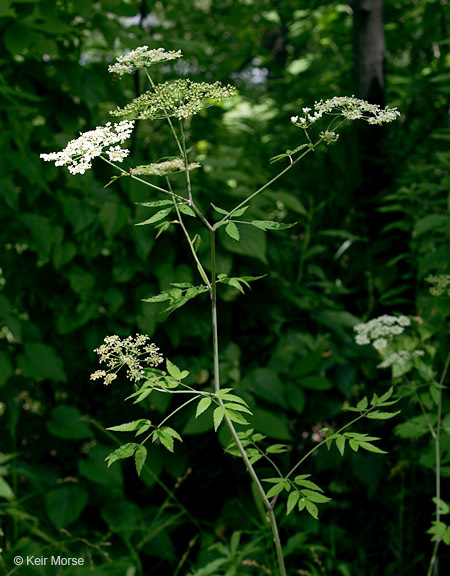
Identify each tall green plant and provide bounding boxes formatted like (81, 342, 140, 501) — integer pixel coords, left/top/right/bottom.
(40, 46, 401, 575)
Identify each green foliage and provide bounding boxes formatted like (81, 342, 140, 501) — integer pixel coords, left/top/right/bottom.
(1, 0, 448, 574)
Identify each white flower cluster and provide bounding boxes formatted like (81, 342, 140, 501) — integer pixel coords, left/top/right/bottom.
(426, 274, 450, 297)
(40, 120, 134, 174)
(354, 315, 411, 350)
(291, 96, 400, 130)
(110, 79, 237, 120)
(90, 334, 163, 385)
(108, 46, 183, 76)
(131, 158, 201, 177)
(320, 130, 339, 144)
(378, 349, 425, 369)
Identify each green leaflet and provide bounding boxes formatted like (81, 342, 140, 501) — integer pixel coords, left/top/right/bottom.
(135, 208, 172, 226)
(250, 220, 297, 231)
(225, 221, 240, 241)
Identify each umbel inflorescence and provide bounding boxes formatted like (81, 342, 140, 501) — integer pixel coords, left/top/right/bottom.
(291, 96, 401, 141)
(108, 46, 183, 75)
(110, 79, 238, 120)
(354, 315, 411, 350)
(90, 334, 163, 385)
(40, 120, 134, 174)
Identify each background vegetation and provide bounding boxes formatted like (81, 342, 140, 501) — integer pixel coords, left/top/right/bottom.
(0, 0, 449, 574)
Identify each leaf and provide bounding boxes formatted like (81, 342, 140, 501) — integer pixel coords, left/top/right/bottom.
(305, 500, 319, 519)
(294, 479, 324, 492)
(137, 200, 174, 208)
(134, 445, 147, 476)
(224, 408, 250, 426)
(223, 402, 253, 415)
(135, 208, 172, 226)
(287, 491, 300, 515)
(358, 441, 387, 454)
(18, 342, 66, 382)
(366, 410, 400, 420)
(47, 405, 92, 439)
(178, 204, 196, 217)
(166, 358, 182, 379)
(213, 406, 225, 431)
(301, 489, 331, 504)
(225, 221, 240, 241)
(230, 206, 249, 217)
(357, 397, 368, 411)
(220, 224, 267, 263)
(211, 203, 229, 215)
(0, 477, 14, 501)
(266, 444, 289, 454)
(107, 419, 151, 433)
(196, 396, 212, 417)
(336, 435, 346, 456)
(105, 443, 139, 467)
(266, 482, 289, 499)
(349, 439, 359, 452)
(45, 485, 89, 530)
(250, 220, 297, 231)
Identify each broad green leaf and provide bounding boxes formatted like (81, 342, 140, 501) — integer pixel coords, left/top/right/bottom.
(250, 220, 297, 231)
(47, 405, 92, 439)
(135, 208, 172, 226)
(225, 221, 240, 241)
(220, 224, 267, 263)
(287, 491, 300, 514)
(45, 485, 89, 529)
(135, 445, 147, 476)
(0, 477, 14, 501)
(0, 351, 13, 387)
(196, 397, 212, 417)
(433, 497, 450, 515)
(300, 375, 332, 391)
(214, 406, 225, 431)
(18, 342, 66, 382)
(105, 443, 139, 467)
(107, 419, 151, 433)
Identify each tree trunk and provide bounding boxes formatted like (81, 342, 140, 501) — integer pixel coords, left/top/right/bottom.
(353, 0, 385, 105)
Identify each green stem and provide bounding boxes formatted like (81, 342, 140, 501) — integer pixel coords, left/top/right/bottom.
(210, 228, 287, 576)
(213, 141, 319, 229)
(100, 155, 186, 201)
(169, 184, 212, 289)
(428, 350, 450, 576)
(285, 410, 372, 482)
